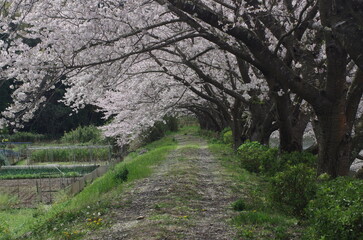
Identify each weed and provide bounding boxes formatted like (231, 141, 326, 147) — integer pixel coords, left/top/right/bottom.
(115, 166, 129, 182)
(0, 217, 11, 240)
(232, 199, 246, 211)
(86, 216, 103, 229)
(61, 230, 82, 240)
(0, 153, 9, 166)
(0, 193, 18, 209)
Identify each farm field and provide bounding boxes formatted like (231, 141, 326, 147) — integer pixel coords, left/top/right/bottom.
(0, 177, 80, 207)
(0, 141, 115, 208)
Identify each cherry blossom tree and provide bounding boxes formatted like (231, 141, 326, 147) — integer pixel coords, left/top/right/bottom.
(156, 0, 363, 177)
(2, 0, 363, 177)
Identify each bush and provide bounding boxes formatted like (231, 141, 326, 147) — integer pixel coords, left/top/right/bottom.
(260, 150, 316, 176)
(232, 199, 246, 211)
(237, 141, 271, 173)
(142, 116, 179, 144)
(305, 177, 363, 240)
(61, 125, 104, 144)
(8, 132, 46, 142)
(278, 151, 316, 169)
(222, 130, 233, 146)
(115, 166, 129, 182)
(0, 153, 9, 166)
(270, 163, 317, 216)
(258, 148, 279, 175)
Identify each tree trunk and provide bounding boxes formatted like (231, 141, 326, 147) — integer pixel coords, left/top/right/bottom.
(249, 114, 275, 145)
(274, 93, 305, 152)
(315, 109, 352, 177)
(231, 100, 244, 149)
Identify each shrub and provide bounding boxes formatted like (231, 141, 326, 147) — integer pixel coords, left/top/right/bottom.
(165, 116, 178, 132)
(222, 130, 233, 146)
(270, 163, 317, 216)
(232, 199, 246, 211)
(8, 132, 46, 142)
(278, 151, 316, 169)
(237, 141, 270, 173)
(61, 125, 104, 144)
(0, 153, 9, 166)
(197, 129, 220, 142)
(305, 177, 363, 240)
(142, 116, 179, 144)
(260, 150, 316, 176)
(258, 148, 279, 175)
(238, 139, 316, 175)
(115, 166, 129, 182)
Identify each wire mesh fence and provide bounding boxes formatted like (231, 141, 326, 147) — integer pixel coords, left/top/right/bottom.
(0, 144, 120, 208)
(0, 176, 80, 208)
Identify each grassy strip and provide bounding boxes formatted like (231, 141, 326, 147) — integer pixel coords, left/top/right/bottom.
(0, 172, 82, 180)
(0, 134, 177, 240)
(208, 143, 303, 240)
(0, 166, 98, 179)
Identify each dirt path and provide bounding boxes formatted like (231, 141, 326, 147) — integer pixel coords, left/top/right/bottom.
(86, 134, 239, 240)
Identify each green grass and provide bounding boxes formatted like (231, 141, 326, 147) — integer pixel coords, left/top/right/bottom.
(15, 160, 28, 165)
(0, 134, 177, 240)
(0, 209, 37, 238)
(208, 143, 302, 240)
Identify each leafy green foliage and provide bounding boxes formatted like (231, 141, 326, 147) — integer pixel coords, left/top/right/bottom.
(261, 150, 316, 177)
(222, 130, 233, 146)
(278, 151, 316, 169)
(0, 153, 9, 166)
(237, 140, 316, 176)
(142, 116, 178, 144)
(305, 177, 363, 240)
(114, 166, 129, 182)
(270, 164, 317, 216)
(237, 141, 271, 173)
(232, 199, 246, 211)
(61, 125, 104, 144)
(9, 132, 46, 142)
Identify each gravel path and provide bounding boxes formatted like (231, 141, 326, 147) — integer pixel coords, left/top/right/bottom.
(84, 134, 239, 240)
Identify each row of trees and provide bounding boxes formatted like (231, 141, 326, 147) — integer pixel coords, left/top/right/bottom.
(1, 0, 363, 177)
